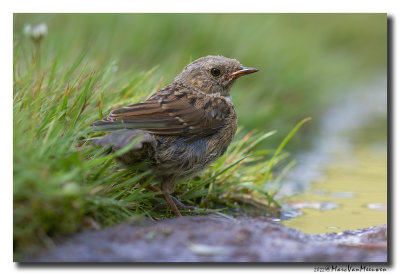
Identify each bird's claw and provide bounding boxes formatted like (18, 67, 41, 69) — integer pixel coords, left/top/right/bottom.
(153, 196, 195, 211)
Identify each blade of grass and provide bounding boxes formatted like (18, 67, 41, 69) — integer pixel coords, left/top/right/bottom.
(182, 155, 249, 198)
(265, 117, 311, 179)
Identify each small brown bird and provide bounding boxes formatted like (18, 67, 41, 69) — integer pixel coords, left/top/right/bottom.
(91, 55, 258, 217)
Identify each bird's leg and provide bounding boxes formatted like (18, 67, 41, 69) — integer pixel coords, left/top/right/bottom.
(152, 194, 195, 211)
(146, 180, 193, 216)
(162, 191, 182, 217)
(160, 178, 184, 217)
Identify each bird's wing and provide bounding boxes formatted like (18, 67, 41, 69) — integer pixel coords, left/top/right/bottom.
(90, 85, 231, 138)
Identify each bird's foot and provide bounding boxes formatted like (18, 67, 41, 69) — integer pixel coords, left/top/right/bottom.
(153, 195, 194, 215)
(145, 184, 193, 217)
(170, 195, 195, 210)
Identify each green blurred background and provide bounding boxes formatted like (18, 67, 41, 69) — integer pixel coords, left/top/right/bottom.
(13, 13, 387, 149)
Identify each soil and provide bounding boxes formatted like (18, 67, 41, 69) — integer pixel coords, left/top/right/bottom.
(31, 215, 387, 262)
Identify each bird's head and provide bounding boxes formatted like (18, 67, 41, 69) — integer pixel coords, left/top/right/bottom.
(173, 55, 259, 96)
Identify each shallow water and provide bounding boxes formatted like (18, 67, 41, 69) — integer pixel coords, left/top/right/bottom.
(278, 78, 387, 234)
(282, 140, 387, 234)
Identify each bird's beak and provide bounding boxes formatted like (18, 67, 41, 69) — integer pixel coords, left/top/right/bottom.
(226, 67, 259, 80)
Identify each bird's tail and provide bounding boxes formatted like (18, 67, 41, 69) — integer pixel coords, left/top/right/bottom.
(92, 130, 156, 151)
(90, 120, 128, 131)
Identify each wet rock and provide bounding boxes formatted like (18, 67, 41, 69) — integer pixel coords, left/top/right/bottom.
(28, 215, 387, 262)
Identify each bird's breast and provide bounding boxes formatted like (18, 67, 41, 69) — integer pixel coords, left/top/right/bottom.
(205, 113, 237, 158)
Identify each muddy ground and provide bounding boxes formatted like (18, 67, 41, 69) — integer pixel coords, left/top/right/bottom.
(31, 215, 387, 262)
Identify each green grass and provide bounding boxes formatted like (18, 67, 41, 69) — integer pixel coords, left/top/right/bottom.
(13, 14, 386, 259)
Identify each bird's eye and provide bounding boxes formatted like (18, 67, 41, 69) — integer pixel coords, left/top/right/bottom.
(210, 68, 221, 77)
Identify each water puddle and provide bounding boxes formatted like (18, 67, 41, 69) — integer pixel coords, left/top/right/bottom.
(277, 78, 387, 234)
(282, 141, 387, 233)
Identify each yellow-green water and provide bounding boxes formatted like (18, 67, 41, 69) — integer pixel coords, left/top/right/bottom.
(282, 143, 387, 234)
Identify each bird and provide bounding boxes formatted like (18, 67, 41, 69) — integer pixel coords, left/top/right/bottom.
(90, 55, 259, 217)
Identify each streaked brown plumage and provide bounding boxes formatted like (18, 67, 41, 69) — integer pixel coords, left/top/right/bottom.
(91, 55, 258, 216)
